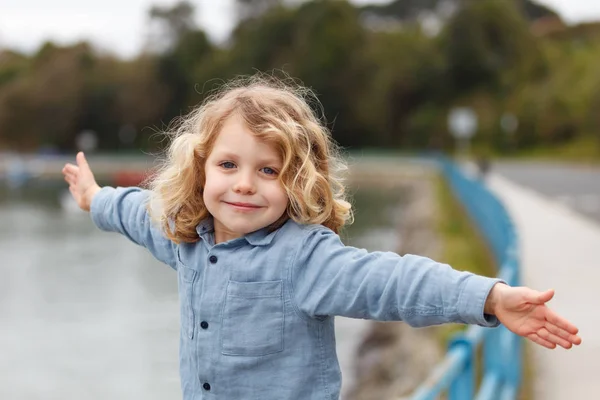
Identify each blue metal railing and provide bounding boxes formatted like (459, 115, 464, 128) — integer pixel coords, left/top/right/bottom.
(409, 157, 522, 400)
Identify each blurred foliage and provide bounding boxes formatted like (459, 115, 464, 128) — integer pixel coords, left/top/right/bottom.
(0, 0, 599, 158)
(433, 172, 496, 334)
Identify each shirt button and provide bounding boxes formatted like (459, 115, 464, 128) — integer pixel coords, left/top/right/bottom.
(200, 321, 209, 329)
(209, 255, 218, 264)
(203, 383, 211, 391)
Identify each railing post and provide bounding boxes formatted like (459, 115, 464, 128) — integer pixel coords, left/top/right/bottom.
(448, 334, 475, 400)
(484, 325, 502, 377)
(503, 252, 522, 395)
(502, 331, 522, 398)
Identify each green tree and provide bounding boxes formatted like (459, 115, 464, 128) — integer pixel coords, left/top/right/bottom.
(148, 1, 214, 124)
(360, 28, 447, 148)
(0, 43, 92, 150)
(440, 0, 541, 95)
(224, 1, 372, 147)
(148, 1, 197, 50)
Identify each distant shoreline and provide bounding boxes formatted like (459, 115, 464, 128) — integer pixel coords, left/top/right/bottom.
(0, 154, 438, 184)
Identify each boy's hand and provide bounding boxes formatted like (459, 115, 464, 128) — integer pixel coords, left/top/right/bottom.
(487, 283, 582, 349)
(62, 152, 101, 212)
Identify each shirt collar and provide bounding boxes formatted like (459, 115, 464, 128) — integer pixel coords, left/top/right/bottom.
(244, 226, 276, 246)
(195, 218, 214, 240)
(195, 217, 278, 247)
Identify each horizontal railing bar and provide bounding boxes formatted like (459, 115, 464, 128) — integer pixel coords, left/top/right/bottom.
(409, 346, 468, 400)
(410, 325, 488, 399)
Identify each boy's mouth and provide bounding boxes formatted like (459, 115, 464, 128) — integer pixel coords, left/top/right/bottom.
(224, 201, 263, 210)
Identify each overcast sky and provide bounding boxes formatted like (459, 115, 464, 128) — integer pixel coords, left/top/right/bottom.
(1, 0, 599, 58)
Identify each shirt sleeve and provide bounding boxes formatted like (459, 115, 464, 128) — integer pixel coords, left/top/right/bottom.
(90, 186, 178, 270)
(290, 226, 503, 328)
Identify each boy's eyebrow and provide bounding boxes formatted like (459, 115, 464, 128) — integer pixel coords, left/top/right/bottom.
(214, 151, 282, 166)
(259, 157, 283, 166)
(213, 151, 240, 160)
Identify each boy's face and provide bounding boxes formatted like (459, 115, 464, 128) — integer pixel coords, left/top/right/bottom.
(203, 115, 289, 243)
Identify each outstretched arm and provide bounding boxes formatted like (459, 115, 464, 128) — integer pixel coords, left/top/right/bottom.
(292, 226, 504, 328)
(62, 152, 178, 269)
(485, 283, 582, 349)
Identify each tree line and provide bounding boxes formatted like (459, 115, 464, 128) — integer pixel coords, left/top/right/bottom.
(1, 0, 599, 156)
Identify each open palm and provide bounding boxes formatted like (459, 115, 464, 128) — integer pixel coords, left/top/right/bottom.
(494, 286, 582, 349)
(62, 152, 101, 211)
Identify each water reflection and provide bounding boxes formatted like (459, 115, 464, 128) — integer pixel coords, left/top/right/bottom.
(0, 180, 406, 399)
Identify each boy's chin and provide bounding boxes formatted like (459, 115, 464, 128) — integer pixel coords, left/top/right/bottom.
(216, 214, 281, 236)
(223, 221, 266, 235)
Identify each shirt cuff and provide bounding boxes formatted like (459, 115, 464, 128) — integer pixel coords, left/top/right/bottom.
(458, 275, 506, 327)
(90, 186, 115, 231)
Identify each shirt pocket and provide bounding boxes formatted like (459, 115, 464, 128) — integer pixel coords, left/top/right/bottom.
(221, 280, 284, 357)
(177, 265, 197, 339)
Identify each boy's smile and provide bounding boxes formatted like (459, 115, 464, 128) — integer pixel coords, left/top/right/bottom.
(203, 114, 289, 243)
(224, 201, 263, 211)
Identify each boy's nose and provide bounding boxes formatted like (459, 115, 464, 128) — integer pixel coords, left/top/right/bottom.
(233, 173, 256, 195)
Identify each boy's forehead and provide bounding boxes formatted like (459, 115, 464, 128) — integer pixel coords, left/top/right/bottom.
(210, 132, 282, 163)
(215, 116, 256, 143)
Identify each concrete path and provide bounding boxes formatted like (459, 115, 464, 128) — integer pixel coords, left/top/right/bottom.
(492, 161, 600, 225)
(487, 173, 599, 400)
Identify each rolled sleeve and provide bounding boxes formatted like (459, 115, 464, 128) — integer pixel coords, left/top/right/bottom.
(90, 186, 116, 231)
(458, 275, 504, 327)
(90, 186, 177, 270)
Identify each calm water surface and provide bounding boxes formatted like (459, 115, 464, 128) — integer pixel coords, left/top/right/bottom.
(0, 180, 406, 399)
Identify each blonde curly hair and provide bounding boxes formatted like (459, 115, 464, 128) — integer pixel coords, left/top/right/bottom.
(147, 74, 353, 244)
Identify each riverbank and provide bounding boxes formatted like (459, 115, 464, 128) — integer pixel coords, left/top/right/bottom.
(344, 165, 444, 400)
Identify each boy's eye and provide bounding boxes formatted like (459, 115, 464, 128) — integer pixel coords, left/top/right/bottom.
(220, 161, 236, 169)
(261, 167, 277, 175)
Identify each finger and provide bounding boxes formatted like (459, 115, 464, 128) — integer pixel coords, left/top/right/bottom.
(537, 327, 573, 349)
(527, 333, 556, 349)
(63, 168, 77, 178)
(62, 163, 79, 174)
(545, 321, 582, 345)
(76, 152, 89, 168)
(545, 308, 579, 335)
(63, 171, 77, 184)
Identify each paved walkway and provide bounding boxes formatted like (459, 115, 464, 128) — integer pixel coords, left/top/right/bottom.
(487, 173, 599, 400)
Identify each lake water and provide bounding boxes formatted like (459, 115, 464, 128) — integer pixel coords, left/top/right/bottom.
(0, 180, 406, 399)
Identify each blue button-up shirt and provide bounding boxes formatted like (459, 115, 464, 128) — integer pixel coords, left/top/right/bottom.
(91, 186, 502, 400)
